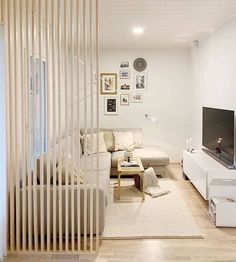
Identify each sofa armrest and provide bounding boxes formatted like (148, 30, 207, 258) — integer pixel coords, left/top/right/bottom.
(19, 185, 106, 236)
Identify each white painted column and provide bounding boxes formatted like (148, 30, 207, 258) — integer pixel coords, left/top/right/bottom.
(0, 25, 7, 262)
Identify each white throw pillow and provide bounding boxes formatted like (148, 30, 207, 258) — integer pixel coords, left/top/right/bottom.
(143, 167, 159, 189)
(83, 132, 107, 155)
(133, 130, 143, 148)
(113, 131, 134, 151)
(58, 152, 85, 185)
(144, 167, 170, 198)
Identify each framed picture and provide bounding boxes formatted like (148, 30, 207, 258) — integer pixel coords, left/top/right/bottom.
(119, 60, 130, 69)
(100, 73, 117, 94)
(120, 94, 130, 106)
(104, 96, 119, 115)
(120, 82, 131, 91)
(131, 93, 143, 103)
(134, 72, 147, 91)
(120, 70, 130, 79)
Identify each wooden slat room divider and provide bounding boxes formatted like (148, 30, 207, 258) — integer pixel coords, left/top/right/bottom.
(3, 0, 100, 254)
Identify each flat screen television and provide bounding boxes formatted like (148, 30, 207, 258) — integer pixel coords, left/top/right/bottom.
(202, 107, 235, 168)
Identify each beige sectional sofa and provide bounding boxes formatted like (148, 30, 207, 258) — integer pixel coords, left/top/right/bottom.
(24, 128, 169, 237)
(99, 128, 169, 176)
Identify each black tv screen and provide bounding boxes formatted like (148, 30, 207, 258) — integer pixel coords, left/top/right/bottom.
(202, 107, 235, 164)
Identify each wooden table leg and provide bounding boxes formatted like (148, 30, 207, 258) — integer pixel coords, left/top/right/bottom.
(118, 173, 121, 200)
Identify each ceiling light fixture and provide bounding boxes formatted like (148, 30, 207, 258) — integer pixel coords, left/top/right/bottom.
(133, 27, 144, 35)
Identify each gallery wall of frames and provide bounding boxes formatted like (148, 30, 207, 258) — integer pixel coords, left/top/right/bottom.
(100, 58, 148, 115)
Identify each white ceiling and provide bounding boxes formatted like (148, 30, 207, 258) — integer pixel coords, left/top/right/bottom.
(100, 0, 236, 48)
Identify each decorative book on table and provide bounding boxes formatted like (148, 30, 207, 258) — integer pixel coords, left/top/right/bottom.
(120, 160, 139, 167)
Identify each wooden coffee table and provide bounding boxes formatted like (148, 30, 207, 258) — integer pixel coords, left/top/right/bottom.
(117, 157, 145, 200)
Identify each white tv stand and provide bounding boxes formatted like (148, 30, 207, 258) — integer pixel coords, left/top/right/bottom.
(183, 150, 236, 200)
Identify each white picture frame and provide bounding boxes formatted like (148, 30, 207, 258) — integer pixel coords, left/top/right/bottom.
(119, 82, 131, 91)
(131, 93, 143, 103)
(120, 70, 130, 79)
(120, 94, 130, 106)
(119, 60, 130, 69)
(104, 96, 119, 115)
(134, 72, 148, 92)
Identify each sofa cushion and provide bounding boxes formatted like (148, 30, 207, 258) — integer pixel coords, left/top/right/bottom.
(80, 129, 114, 152)
(80, 152, 111, 172)
(101, 128, 143, 151)
(113, 131, 134, 151)
(132, 129, 143, 148)
(80, 152, 111, 202)
(111, 146, 169, 168)
(58, 152, 85, 185)
(103, 130, 114, 151)
(86, 169, 110, 202)
(81, 132, 107, 154)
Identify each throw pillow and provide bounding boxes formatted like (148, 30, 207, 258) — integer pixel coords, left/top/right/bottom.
(143, 167, 159, 189)
(132, 130, 143, 148)
(103, 130, 115, 151)
(58, 152, 85, 185)
(82, 132, 107, 155)
(113, 131, 134, 151)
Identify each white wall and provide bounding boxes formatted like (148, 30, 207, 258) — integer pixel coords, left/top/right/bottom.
(191, 16, 236, 149)
(100, 48, 193, 162)
(0, 25, 7, 261)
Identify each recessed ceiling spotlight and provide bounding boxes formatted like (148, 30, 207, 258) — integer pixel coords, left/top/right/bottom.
(133, 27, 144, 35)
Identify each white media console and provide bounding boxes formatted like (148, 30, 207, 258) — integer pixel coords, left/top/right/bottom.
(183, 150, 236, 200)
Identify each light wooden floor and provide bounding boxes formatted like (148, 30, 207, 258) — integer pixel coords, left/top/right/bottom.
(5, 164, 236, 262)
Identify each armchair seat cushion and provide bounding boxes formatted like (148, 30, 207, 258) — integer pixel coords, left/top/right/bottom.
(111, 146, 169, 168)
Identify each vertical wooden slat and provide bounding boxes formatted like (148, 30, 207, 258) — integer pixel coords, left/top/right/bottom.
(0, 0, 3, 24)
(4, 0, 10, 251)
(89, 185, 93, 251)
(39, 0, 45, 251)
(57, 0, 63, 252)
(89, 0, 94, 252)
(5, 0, 15, 251)
(83, 0, 88, 252)
(76, 0, 81, 252)
(1, 6, 7, 254)
(19, 0, 27, 251)
(70, 0, 75, 252)
(6, 0, 15, 252)
(13, 0, 21, 251)
(51, 0, 57, 252)
(32, 0, 39, 251)
(95, 0, 100, 252)
(26, 0, 33, 251)
(64, 0, 69, 251)
(45, 0, 51, 252)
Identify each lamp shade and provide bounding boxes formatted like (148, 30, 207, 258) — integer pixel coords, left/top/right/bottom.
(145, 114, 157, 124)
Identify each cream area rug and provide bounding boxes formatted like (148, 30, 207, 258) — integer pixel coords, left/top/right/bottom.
(101, 178, 202, 239)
